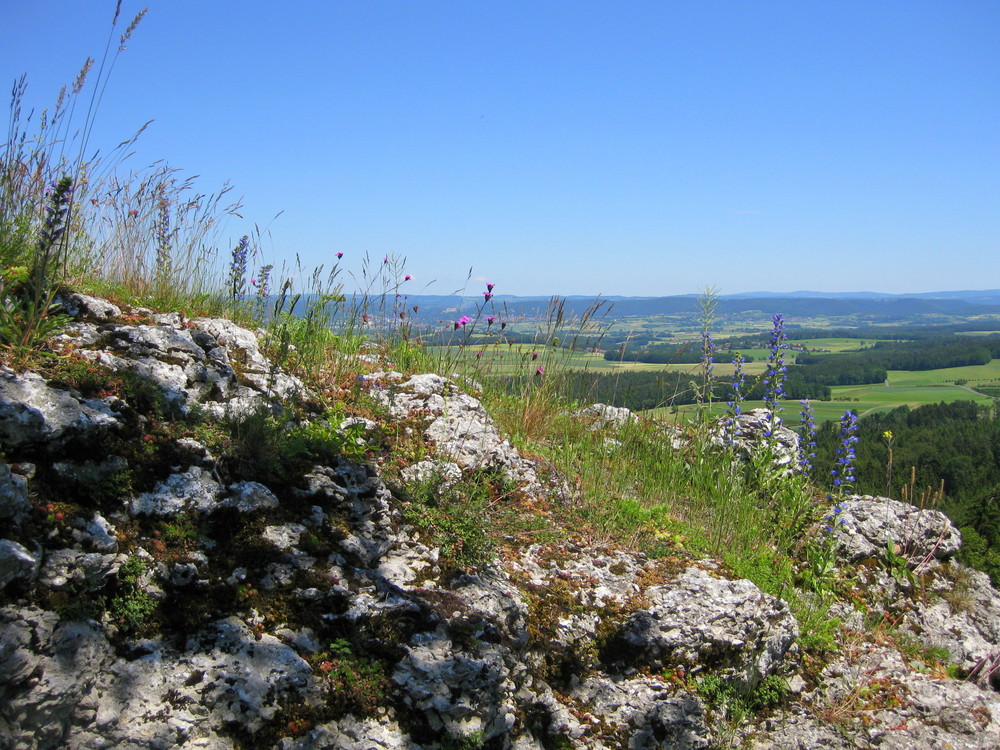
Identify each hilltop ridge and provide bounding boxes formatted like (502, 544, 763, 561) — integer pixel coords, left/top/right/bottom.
(0, 292, 998, 749)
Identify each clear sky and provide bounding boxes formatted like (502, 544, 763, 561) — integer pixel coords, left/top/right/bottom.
(3, 1, 998, 297)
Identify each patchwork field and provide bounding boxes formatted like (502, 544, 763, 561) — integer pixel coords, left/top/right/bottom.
(430, 324, 1000, 424)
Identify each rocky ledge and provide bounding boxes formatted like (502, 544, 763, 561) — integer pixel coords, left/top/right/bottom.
(0, 293, 997, 749)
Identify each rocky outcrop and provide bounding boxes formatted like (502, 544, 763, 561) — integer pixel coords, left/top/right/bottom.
(0, 295, 998, 749)
(366, 371, 543, 491)
(52, 291, 309, 417)
(716, 407, 803, 472)
(831, 495, 962, 565)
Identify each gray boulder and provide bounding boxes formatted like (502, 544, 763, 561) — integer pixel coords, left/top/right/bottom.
(716, 407, 802, 472)
(903, 561, 1000, 677)
(130, 467, 223, 516)
(570, 403, 639, 430)
(831, 495, 962, 565)
(0, 371, 120, 449)
(0, 462, 30, 521)
(571, 677, 711, 749)
(0, 540, 40, 590)
(609, 566, 798, 691)
(370, 372, 541, 491)
(38, 549, 123, 592)
(56, 292, 122, 321)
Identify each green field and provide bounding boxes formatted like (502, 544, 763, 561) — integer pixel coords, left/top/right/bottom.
(649, 384, 993, 424)
(432, 342, 1000, 424)
(792, 337, 884, 353)
(648, 366, 997, 424)
(885, 360, 1000, 387)
(428, 344, 775, 377)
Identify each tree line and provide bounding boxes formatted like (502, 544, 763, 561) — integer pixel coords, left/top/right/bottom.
(790, 336, 1000, 386)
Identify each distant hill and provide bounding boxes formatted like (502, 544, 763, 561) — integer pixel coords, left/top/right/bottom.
(289, 289, 1000, 326)
(723, 290, 1000, 304)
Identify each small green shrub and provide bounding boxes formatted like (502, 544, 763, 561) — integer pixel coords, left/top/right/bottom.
(315, 639, 390, 717)
(441, 731, 485, 750)
(220, 402, 366, 484)
(401, 472, 499, 572)
(696, 672, 789, 724)
(110, 555, 157, 632)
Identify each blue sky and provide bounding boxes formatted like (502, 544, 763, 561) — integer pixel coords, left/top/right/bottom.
(3, 1, 998, 297)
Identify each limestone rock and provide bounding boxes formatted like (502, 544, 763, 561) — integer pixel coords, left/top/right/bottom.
(807, 644, 1000, 749)
(0, 371, 120, 449)
(902, 562, 1000, 676)
(0, 540, 40, 589)
(276, 715, 413, 750)
(0, 462, 30, 521)
(370, 372, 541, 490)
(716, 407, 802, 472)
(71, 512, 119, 553)
(609, 566, 799, 691)
(570, 403, 639, 430)
(400, 459, 462, 488)
(832, 495, 962, 565)
(221, 480, 279, 512)
(130, 467, 223, 516)
(38, 549, 123, 592)
(57, 292, 122, 321)
(393, 633, 516, 742)
(572, 677, 711, 750)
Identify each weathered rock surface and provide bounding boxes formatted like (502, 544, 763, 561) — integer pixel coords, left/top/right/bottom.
(0, 462, 30, 521)
(609, 567, 799, 691)
(0, 296, 997, 750)
(570, 403, 639, 431)
(368, 372, 542, 491)
(832, 494, 962, 565)
(0, 371, 120, 449)
(717, 407, 803, 471)
(0, 539, 39, 590)
(53, 304, 309, 416)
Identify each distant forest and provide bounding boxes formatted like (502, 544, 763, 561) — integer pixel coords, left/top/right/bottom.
(790, 336, 1000, 386)
(594, 334, 1000, 397)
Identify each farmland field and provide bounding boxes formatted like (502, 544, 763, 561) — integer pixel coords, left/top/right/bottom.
(649, 386, 993, 423)
(428, 314, 1000, 423)
(792, 337, 886, 353)
(427, 344, 773, 377)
